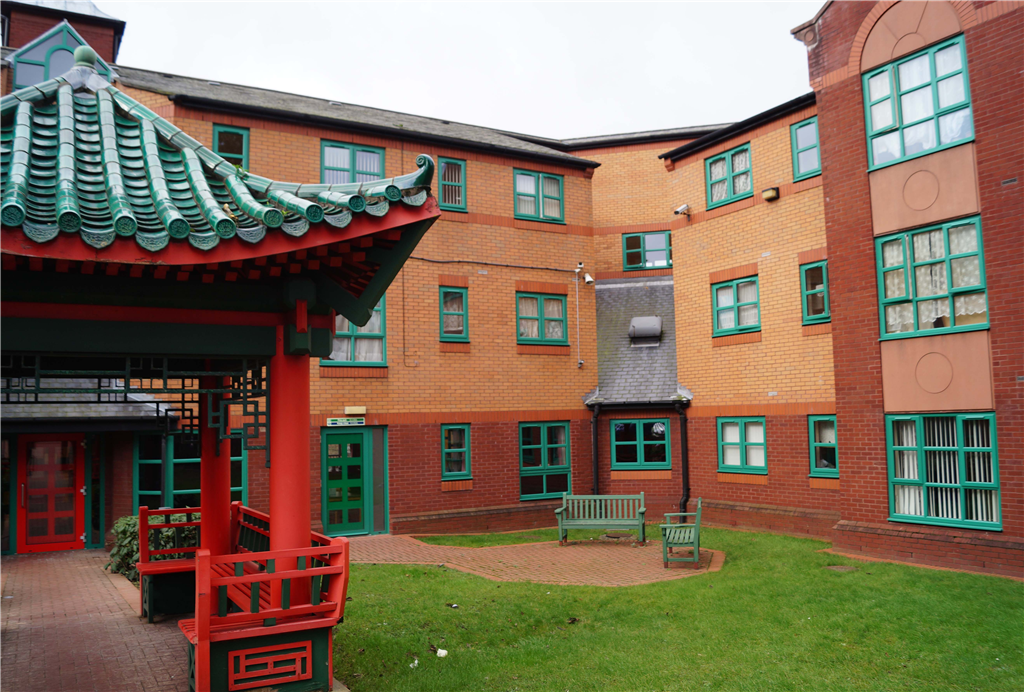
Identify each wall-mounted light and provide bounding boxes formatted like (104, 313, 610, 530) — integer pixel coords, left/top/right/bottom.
(762, 187, 780, 202)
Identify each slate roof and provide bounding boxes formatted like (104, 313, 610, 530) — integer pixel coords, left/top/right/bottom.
(1, 378, 169, 420)
(114, 65, 602, 168)
(587, 276, 684, 405)
(0, 46, 435, 252)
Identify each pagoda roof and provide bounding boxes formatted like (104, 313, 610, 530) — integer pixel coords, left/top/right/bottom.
(0, 46, 436, 256)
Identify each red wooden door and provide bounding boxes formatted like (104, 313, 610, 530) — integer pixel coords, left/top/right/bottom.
(17, 435, 85, 553)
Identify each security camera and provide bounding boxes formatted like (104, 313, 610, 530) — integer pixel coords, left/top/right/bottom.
(577, 262, 584, 269)
(674, 204, 690, 216)
(584, 273, 594, 285)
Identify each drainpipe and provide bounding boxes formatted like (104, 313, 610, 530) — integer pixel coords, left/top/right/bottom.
(590, 403, 601, 495)
(674, 400, 691, 513)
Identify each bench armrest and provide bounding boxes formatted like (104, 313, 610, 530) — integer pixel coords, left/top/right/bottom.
(664, 512, 697, 518)
(638, 506, 647, 515)
(554, 506, 565, 515)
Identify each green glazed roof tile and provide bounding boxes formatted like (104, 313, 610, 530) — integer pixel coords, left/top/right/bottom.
(0, 45, 435, 253)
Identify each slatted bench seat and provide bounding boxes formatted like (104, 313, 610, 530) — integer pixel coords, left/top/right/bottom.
(660, 498, 702, 567)
(555, 492, 646, 544)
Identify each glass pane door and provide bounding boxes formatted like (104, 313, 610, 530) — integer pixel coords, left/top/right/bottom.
(23, 440, 79, 547)
(323, 433, 368, 535)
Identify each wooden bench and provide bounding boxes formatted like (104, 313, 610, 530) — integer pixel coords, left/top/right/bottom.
(136, 507, 202, 622)
(555, 493, 646, 544)
(660, 498, 702, 567)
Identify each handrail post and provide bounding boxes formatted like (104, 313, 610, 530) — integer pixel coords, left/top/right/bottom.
(195, 548, 212, 692)
(229, 501, 241, 553)
(138, 506, 150, 564)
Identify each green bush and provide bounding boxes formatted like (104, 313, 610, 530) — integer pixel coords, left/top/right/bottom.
(105, 513, 199, 584)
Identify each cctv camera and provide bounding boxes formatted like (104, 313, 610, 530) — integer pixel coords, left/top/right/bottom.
(577, 262, 584, 269)
(674, 204, 690, 215)
(584, 273, 594, 285)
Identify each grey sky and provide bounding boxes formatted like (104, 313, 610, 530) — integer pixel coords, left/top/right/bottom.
(99, 1, 821, 140)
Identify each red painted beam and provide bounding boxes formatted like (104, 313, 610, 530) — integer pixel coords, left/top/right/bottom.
(1, 301, 334, 329)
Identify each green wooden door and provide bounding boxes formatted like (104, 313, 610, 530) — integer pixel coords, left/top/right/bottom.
(322, 432, 369, 535)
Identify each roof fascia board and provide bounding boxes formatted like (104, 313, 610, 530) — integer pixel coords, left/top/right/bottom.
(165, 94, 601, 171)
(659, 92, 816, 162)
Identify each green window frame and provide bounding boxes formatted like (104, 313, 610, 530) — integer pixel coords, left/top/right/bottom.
(9, 22, 113, 89)
(439, 158, 467, 212)
(791, 116, 821, 181)
(610, 419, 671, 470)
(862, 35, 973, 170)
(516, 292, 568, 346)
(519, 422, 571, 500)
(514, 169, 564, 223)
(711, 276, 760, 337)
(705, 143, 753, 210)
(717, 417, 767, 474)
(439, 286, 469, 342)
(324, 296, 387, 366)
(441, 424, 471, 480)
(800, 260, 830, 325)
(886, 413, 1000, 530)
(622, 231, 673, 271)
(133, 432, 248, 512)
(875, 216, 987, 339)
(213, 124, 249, 170)
(321, 141, 385, 184)
(808, 415, 838, 478)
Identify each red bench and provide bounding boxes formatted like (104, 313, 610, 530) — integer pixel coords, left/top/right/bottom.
(136, 506, 202, 622)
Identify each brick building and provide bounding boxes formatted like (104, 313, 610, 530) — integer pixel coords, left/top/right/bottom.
(2, 0, 1020, 576)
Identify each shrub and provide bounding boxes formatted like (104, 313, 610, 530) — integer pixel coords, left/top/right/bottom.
(105, 513, 199, 584)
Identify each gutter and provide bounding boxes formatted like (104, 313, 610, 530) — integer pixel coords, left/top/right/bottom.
(163, 94, 602, 171)
(659, 91, 816, 162)
(590, 403, 601, 494)
(673, 399, 692, 513)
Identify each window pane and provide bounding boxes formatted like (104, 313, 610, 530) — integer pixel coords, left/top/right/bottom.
(709, 159, 726, 180)
(517, 195, 536, 216)
(542, 177, 560, 197)
(715, 285, 734, 307)
(519, 319, 539, 338)
(546, 473, 569, 494)
(516, 174, 536, 195)
(738, 305, 758, 326)
(521, 426, 542, 447)
(710, 180, 727, 203)
(174, 493, 201, 509)
(964, 489, 998, 522)
(441, 162, 462, 184)
(138, 463, 161, 492)
(731, 149, 749, 171)
(937, 75, 965, 109)
(442, 290, 464, 313)
(645, 251, 668, 267)
(519, 296, 539, 317)
(913, 230, 945, 261)
(745, 422, 764, 444)
(717, 310, 736, 330)
(797, 148, 819, 174)
(353, 338, 383, 361)
(805, 267, 824, 291)
(914, 263, 947, 297)
(813, 419, 836, 444)
(325, 169, 350, 184)
(625, 235, 642, 251)
(355, 150, 380, 174)
(544, 298, 563, 319)
(48, 49, 75, 77)
(935, 44, 962, 77)
(614, 422, 637, 442)
(547, 425, 566, 446)
(884, 268, 906, 299)
(543, 198, 561, 218)
(871, 100, 894, 130)
(746, 445, 765, 467)
(938, 108, 972, 145)
(357, 310, 381, 333)
(722, 445, 740, 466)
(796, 122, 817, 149)
(625, 251, 642, 266)
(444, 427, 465, 450)
(868, 72, 891, 101)
(442, 185, 462, 207)
(615, 444, 638, 463)
(644, 442, 667, 463)
(324, 147, 350, 169)
(174, 435, 201, 460)
(737, 281, 757, 303)
(231, 457, 243, 488)
(173, 462, 201, 492)
(445, 452, 466, 474)
(898, 55, 930, 90)
(330, 337, 351, 361)
(548, 447, 567, 466)
(903, 121, 936, 156)
(815, 447, 838, 469)
(917, 298, 951, 330)
(230, 437, 242, 458)
(872, 132, 901, 165)
(138, 434, 162, 461)
(807, 292, 826, 316)
(643, 421, 666, 441)
(645, 233, 666, 250)
(443, 314, 464, 335)
(882, 238, 904, 267)
(948, 225, 978, 254)
(732, 171, 751, 195)
(16, 62, 46, 86)
(885, 303, 915, 333)
(953, 293, 987, 325)
(894, 485, 924, 515)
(722, 422, 739, 444)
(520, 475, 544, 496)
(900, 88, 934, 123)
(216, 130, 245, 157)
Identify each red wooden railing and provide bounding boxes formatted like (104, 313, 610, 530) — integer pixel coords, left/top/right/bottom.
(138, 506, 202, 565)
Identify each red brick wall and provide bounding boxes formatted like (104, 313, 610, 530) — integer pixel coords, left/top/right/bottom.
(108, 432, 134, 527)
(6, 9, 118, 63)
(810, 2, 1023, 573)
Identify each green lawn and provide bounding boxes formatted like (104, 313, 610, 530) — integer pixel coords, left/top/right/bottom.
(334, 527, 1023, 691)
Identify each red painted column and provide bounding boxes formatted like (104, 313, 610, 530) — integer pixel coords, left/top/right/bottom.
(269, 325, 311, 603)
(199, 375, 232, 557)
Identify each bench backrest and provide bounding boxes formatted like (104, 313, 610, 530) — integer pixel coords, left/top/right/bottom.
(561, 493, 644, 521)
(138, 506, 202, 564)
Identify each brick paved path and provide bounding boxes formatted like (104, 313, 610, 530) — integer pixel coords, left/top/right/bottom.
(349, 535, 723, 586)
(1, 550, 189, 692)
